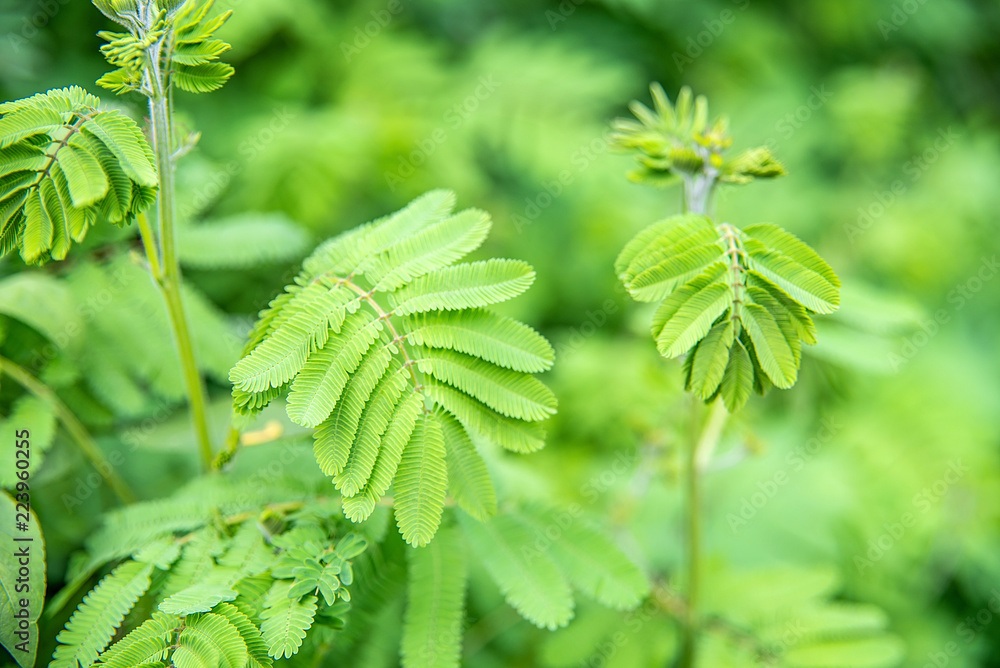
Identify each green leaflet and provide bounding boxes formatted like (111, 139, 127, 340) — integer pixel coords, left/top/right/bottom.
(213, 603, 272, 668)
(389, 259, 536, 315)
(741, 302, 797, 388)
(745, 243, 840, 314)
(656, 280, 733, 358)
(402, 309, 554, 373)
(230, 283, 354, 393)
(312, 332, 394, 477)
(303, 190, 456, 279)
(287, 311, 381, 428)
(395, 413, 448, 547)
(364, 208, 492, 291)
(333, 357, 410, 496)
(0, 87, 157, 264)
(416, 347, 557, 421)
(720, 339, 754, 412)
(440, 411, 497, 521)
(687, 320, 735, 399)
(342, 391, 423, 524)
(230, 190, 556, 545)
(426, 382, 547, 454)
(402, 528, 468, 668)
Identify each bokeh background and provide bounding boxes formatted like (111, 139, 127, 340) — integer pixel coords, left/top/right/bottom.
(2, 0, 1000, 666)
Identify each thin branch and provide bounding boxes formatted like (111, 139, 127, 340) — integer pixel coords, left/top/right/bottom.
(0, 355, 135, 504)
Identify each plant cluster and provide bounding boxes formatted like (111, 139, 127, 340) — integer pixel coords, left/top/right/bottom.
(0, 3, 918, 668)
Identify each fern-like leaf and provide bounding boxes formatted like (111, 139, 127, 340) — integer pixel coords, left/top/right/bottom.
(178, 213, 309, 269)
(458, 513, 573, 630)
(518, 508, 649, 611)
(0, 87, 156, 264)
(259, 582, 317, 660)
(402, 528, 468, 668)
(230, 191, 556, 544)
(51, 561, 154, 668)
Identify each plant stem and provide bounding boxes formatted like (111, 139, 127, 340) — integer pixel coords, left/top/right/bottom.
(0, 356, 135, 504)
(677, 398, 728, 668)
(676, 169, 720, 668)
(145, 54, 214, 471)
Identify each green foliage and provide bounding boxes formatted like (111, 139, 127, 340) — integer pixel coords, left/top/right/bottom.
(0, 87, 156, 263)
(614, 88, 842, 412)
(697, 566, 905, 667)
(231, 190, 556, 545)
(458, 508, 649, 631)
(95, 0, 235, 96)
(402, 527, 467, 668)
(7, 0, 992, 665)
(177, 213, 310, 270)
(0, 254, 240, 422)
(49, 475, 368, 668)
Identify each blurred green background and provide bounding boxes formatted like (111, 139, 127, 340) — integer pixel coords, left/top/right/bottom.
(2, 0, 1000, 666)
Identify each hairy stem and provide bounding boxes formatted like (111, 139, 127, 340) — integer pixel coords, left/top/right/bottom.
(145, 39, 214, 471)
(0, 356, 135, 504)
